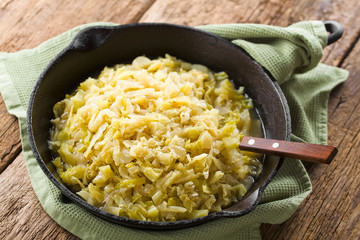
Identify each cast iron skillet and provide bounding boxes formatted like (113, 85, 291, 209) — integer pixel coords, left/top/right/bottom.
(27, 21, 343, 230)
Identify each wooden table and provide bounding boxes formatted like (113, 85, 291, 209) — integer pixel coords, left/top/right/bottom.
(0, 0, 359, 239)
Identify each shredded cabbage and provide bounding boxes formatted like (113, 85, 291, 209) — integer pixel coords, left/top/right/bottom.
(49, 54, 262, 221)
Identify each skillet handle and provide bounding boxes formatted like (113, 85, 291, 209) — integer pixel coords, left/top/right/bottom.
(70, 27, 115, 51)
(240, 136, 338, 164)
(324, 20, 344, 45)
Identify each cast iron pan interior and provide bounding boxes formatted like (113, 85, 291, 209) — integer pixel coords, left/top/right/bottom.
(27, 23, 291, 229)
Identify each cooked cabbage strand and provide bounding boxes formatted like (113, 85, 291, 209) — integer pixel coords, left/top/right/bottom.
(49, 54, 262, 221)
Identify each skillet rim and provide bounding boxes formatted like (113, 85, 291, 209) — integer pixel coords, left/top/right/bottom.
(26, 22, 291, 230)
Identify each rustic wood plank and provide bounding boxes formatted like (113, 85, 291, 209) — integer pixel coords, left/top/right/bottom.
(0, 0, 156, 175)
(0, 0, 156, 167)
(0, 1, 156, 239)
(0, 153, 79, 240)
(0, 0, 156, 165)
(248, 0, 360, 66)
(328, 40, 360, 130)
(303, 39, 360, 240)
(140, 1, 360, 239)
(261, 125, 359, 239)
(0, 0, 156, 52)
(140, 0, 360, 66)
(0, 95, 21, 173)
(260, 40, 360, 240)
(0, 0, 359, 239)
(140, 0, 261, 25)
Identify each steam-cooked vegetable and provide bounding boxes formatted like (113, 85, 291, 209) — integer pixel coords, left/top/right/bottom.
(49, 54, 262, 221)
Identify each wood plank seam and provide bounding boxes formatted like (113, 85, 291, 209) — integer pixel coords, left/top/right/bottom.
(338, 31, 360, 67)
(0, 117, 17, 139)
(0, 139, 21, 161)
(0, 1, 358, 239)
(132, 0, 157, 23)
(0, 140, 21, 173)
(0, 0, 14, 10)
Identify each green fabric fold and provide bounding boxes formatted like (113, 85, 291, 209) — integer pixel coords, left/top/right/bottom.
(0, 21, 348, 240)
(197, 21, 328, 83)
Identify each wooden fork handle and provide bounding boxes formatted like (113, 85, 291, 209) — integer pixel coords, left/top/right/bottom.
(239, 136, 338, 164)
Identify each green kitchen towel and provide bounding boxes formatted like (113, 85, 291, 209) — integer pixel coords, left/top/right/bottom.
(0, 21, 348, 240)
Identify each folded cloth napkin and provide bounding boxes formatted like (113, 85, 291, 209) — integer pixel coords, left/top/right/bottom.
(0, 21, 348, 240)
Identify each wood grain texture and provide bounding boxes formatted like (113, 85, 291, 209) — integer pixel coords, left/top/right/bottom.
(0, 0, 156, 168)
(140, 2, 360, 239)
(0, 1, 154, 239)
(0, 0, 358, 239)
(141, 0, 360, 65)
(261, 39, 360, 240)
(0, 0, 155, 52)
(0, 153, 79, 240)
(140, 0, 261, 25)
(240, 136, 337, 164)
(0, 95, 21, 173)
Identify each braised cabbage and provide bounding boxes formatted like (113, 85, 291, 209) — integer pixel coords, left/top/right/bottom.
(49, 54, 262, 221)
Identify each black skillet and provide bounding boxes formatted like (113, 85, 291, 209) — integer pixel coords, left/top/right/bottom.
(27, 21, 343, 230)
